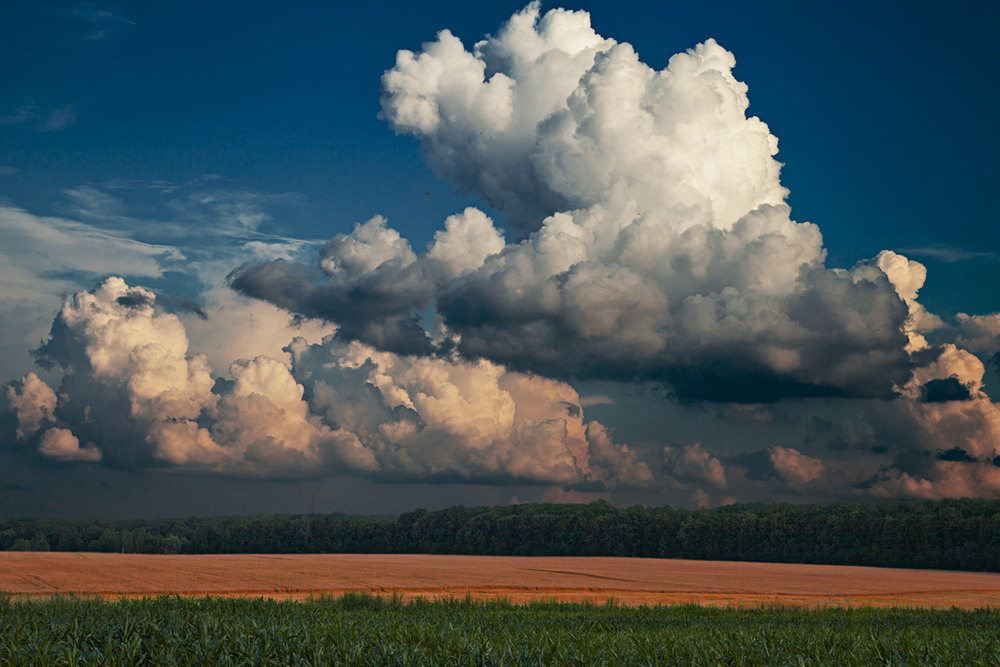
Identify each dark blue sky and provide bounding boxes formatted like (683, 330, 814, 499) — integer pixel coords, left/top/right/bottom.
(1, 1, 998, 517)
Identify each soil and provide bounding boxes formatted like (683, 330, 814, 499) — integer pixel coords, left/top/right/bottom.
(3, 553, 1000, 608)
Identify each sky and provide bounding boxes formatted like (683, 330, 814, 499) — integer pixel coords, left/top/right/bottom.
(1, 0, 999, 518)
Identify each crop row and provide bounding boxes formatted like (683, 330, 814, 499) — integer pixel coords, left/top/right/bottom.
(0, 593, 997, 665)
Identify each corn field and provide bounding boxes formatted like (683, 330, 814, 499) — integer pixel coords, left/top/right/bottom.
(0, 593, 997, 665)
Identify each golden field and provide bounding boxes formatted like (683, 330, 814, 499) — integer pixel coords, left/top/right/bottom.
(3, 553, 1000, 608)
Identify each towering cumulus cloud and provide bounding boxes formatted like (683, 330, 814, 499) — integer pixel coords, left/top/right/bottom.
(234, 2, 911, 402)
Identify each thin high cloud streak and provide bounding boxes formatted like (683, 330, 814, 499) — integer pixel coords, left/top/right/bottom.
(4, 4, 1000, 506)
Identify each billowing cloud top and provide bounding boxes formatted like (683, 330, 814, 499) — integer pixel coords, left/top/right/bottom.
(381, 4, 786, 236)
(233, 3, 915, 403)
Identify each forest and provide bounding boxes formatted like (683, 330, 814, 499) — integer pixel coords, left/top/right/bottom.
(2, 498, 999, 572)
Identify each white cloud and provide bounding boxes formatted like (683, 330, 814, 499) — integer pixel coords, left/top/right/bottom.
(288, 335, 651, 488)
(0, 204, 180, 382)
(427, 207, 506, 279)
(237, 5, 931, 403)
(0, 177, 326, 384)
(0, 205, 175, 281)
(768, 446, 824, 484)
(382, 4, 785, 237)
(39, 428, 101, 462)
(5, 373, 57, 439)
(320, 215, 417, 277)
(896, 246, 998, 263)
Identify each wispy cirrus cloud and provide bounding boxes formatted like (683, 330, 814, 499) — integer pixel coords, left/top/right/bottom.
(896, 246, 999, 263)
(0, 179, 324, 383)
(48, 3, 135, 41)
(0, 100, 77, 132)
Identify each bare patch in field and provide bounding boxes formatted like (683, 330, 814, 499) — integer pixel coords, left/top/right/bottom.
(2, 553, 999, 608)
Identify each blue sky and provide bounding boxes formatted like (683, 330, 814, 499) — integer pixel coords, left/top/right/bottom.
(1, 1, 998, 517)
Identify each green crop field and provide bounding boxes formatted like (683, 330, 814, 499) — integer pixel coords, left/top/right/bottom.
(0, 593, 997, 665)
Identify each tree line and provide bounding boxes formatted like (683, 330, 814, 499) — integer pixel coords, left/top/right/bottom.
(3, 498, 1000, 572)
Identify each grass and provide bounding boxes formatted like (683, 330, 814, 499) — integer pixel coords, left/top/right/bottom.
(0, 592, 997, 665)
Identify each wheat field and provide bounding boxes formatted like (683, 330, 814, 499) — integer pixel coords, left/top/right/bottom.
(3, 553, 1000, 607)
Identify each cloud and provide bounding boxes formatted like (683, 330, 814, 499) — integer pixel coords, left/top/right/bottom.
(380, 3, 785, 238)
(286, 335, 651, 488)
(3, 277, 650, 488)
(725, 445, 825, 487)
(0, 101, 35, 126)
(39, 428, 101, 462)
(579, 395, 613, 407)
(48, 3, 135, 41)
(206, 355, 337, 472)
(41, 106, 77, 132)
(0, 179, 325, 384)
(871, 250, 944, 340)
(4, 372, 101, 463)
(768, 446, 824, 484)
(230, 208, 504, 355)
(30, 277, 221, 466)
(0, 100, 78, 132)
(0, 203, 181, 383)
(179, 289, 335, 378)
(239, 3, 1000, 503)
(921, 377, 972, 403)
(896, 246, 998, 263)
(5, 373, 57, 439)
(663, 443, 727, 488)
(0, 204, 175, 281)
(232, 4, 943, 404)
(856, 384, 1000, 499)
(948, 313, 1000, 354)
